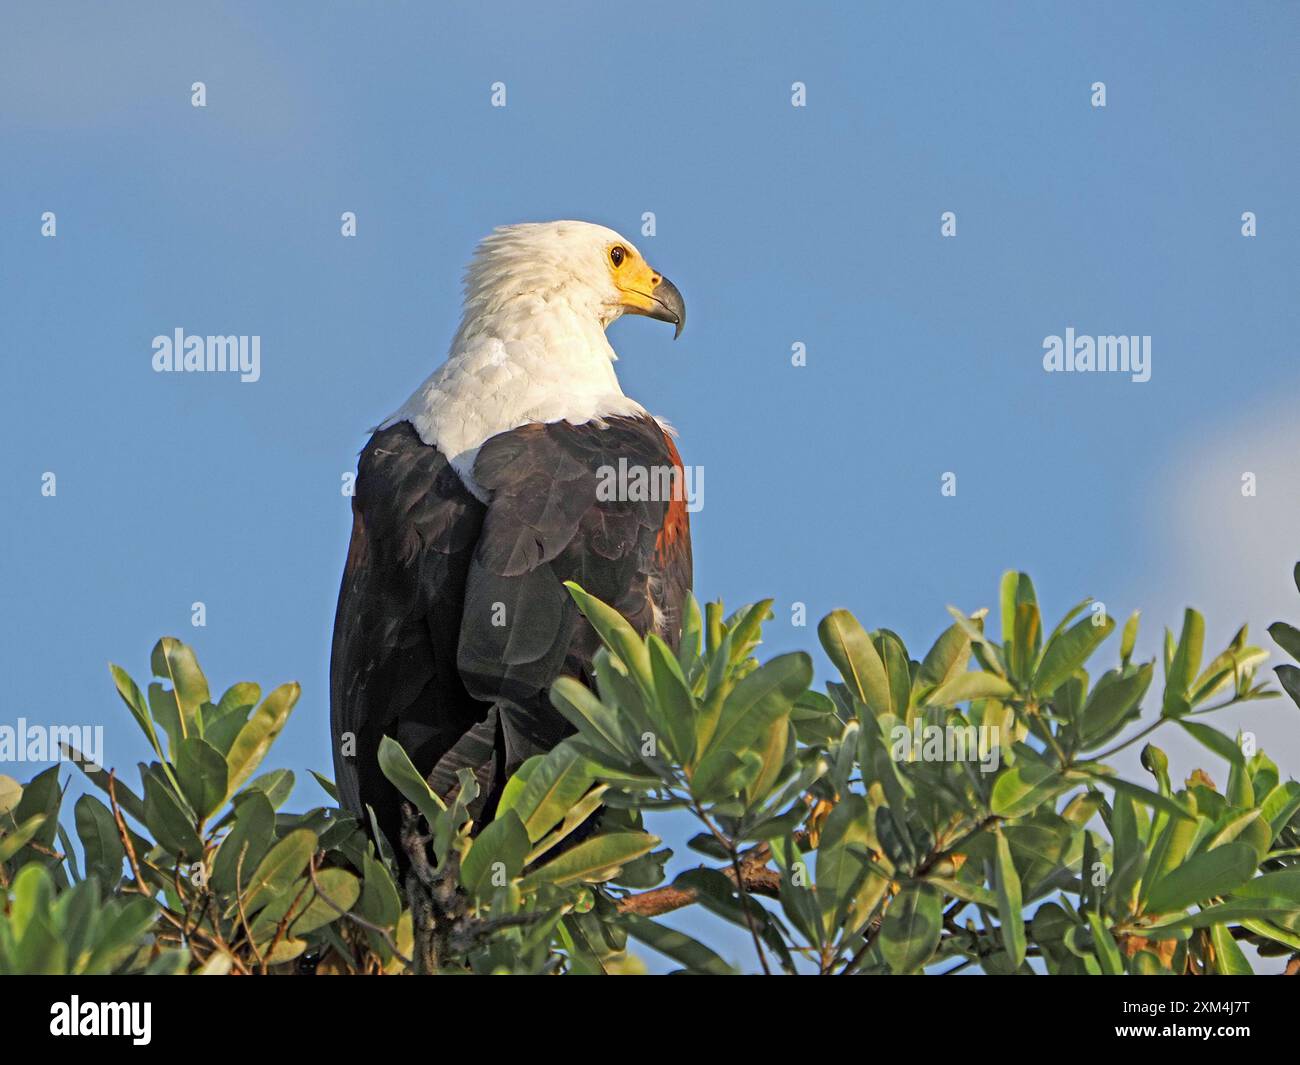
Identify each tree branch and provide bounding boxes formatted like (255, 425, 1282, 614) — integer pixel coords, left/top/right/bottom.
(616, 848, 781, 918)
(108, 770, 150, 896)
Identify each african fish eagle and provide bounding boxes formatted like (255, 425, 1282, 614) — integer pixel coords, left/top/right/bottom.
(330, 221, 692, 853)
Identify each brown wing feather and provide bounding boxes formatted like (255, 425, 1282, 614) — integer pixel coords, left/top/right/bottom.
(330, 414, 693, 850)
(329, 422, 485, 848)
(457, 415, 693, 774)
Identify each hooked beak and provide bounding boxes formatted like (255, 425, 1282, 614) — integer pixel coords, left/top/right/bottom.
(619, 270, 686, 339)
(646, 276, 686, 339)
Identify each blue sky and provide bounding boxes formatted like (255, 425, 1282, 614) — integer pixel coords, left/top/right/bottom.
(3, 2, 1298, 971)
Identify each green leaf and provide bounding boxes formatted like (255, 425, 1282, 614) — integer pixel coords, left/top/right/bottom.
(239, 828, 318, 915)
(204, 682, 260, 755)
(433, 768, 478, 867)
(57, 877, 97, 961)
(1042, 598, 1093, 652)
(623, 914, 736, 974)
(83, 895, 157, 973)
(1007, 601, 1040, 686)
(1201, 811, 1263, 863)
(725, 600, 774, 666)
(990, 762, 1063, 818)
(358, 851, 402, 931)
(460, 810, 531, 898)
(873, 630, 912, 718)
(994, 828, 1026, 969)
(500, 742, 596, 843)
(1209, 922, 1252, 974)
(917, 623, 972, 692)
(1177, 720, 1244, 769)
(1033, 615, 1115, 698)
(880, 881, 942, 974)
(691, 653, 809, 798)
(550, 676, 628, 755)
(1191, 641, 1269, 705)
(8, 861, 55, 940)
(11, 765, 61, 852)
(1086, 911, 1124, 975)
(1144, 841, 1257, 914)
(925, 670, 1014, 707)
(150, 637, 211, 738)
(224, 682, 299, 798)
(1146, 899, 1298, 931)
(1061, 790, 1105, 825)
(0, 814, 48, 864)
(1079, 664, 1152, 745)
(526, 784, 610, 866)
(375, 735, 445, 828)
(1163, 609, 1205, 716)
(1249, 751, 1278, 801)
(61, 748, 147, 827)
(1268, 621, 1300, 662)
(214, 681, 261, 717)
(142, 770, 202, 860)
(647, 634, 698, 763)
(520, 831, 658, 889)
(1275, 664, 1300, 710)
(245, 768, 295, 810)
(309, 771, 339, 802)
(1120, 611, 1140, 666)
(211, 791, 277, 894)
(676, 595, 703, 674)
(175, 737, 229, 822)
(1238, 917, 1300, 951)
(1000, 570, 1037, 646)
(768, 838, 822, 949)
(1261, 781, 1300, 840)
(8, 865, 64, 973)
(1226, 757, 1254, 808)
(946, 606, 1006, 677)
(815, 795, 877, 936)
(742, 715, 794, 809)
(287, 869, 360, 936)
(0, 775, 20, 816)
(1088, 773, 1195, 821)
(704, 600, 724, 655)
(923, 876, 997, 908)
(1139, 807, 1198, 909)
(74, 796, 124, 883)
(565, 582, 652, 693)
(1232, 868, 1300, 903)
(109, 664, 166, 761)
(818, 610, 891, 715)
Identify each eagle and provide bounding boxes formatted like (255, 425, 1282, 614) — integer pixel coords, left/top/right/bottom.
(330, 221, 692, 854)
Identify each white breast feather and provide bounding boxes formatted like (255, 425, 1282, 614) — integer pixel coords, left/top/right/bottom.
(381, 305, 649, 502)
(380, 222, 663, 500)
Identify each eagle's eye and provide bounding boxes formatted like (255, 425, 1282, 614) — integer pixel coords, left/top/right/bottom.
(609, 246, 626, 267)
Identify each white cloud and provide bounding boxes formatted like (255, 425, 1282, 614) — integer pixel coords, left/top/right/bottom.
(1142, 392, 1300, 776)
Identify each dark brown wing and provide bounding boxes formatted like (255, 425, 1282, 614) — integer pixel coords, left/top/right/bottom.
(329, 421, 485, 849)
(456, 414, 693, 776)
(330, 413, 693, 848)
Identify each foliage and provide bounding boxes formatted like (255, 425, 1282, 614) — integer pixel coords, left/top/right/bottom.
(0, 641, 407, 974)
(4, 568, 1300, 975)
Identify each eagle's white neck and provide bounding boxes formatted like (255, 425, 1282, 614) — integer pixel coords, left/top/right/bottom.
(381, 296, 647, 501)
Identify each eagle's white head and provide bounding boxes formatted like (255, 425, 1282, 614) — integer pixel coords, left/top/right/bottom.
(456, 221, 685, 344)
(386, 220, 685, 498)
